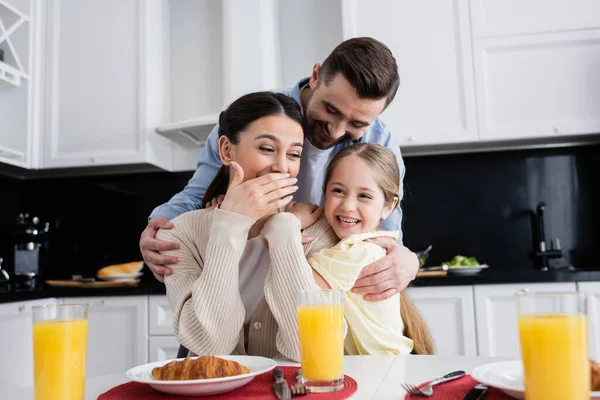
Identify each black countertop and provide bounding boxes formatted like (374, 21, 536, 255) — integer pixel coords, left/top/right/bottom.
(0, 281, 167, 304)
(2, 268, 600, 304)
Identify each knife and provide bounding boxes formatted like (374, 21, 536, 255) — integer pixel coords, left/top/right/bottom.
(463, 383, 488, 400)
(273, 368, 292, 400)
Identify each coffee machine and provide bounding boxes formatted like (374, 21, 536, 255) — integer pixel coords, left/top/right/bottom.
(13, 213, 49, 288)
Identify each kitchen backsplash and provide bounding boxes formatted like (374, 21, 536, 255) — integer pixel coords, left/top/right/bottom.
(0, 144, 598, 279)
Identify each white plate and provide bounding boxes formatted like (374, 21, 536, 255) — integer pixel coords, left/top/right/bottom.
(471, 360, 600, 399)
(97, 272, 143, 281)
(446, 264, 488, 275)
(126, 355, 277, 396)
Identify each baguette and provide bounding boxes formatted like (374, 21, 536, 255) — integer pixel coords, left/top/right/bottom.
(97, 261, 143, 277)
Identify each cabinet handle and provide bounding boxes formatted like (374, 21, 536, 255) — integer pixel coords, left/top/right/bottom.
(18, 305, 26, 312)
(101, 300, 106, 305)
(89, 157, 96, 163)
(553, 126, 561, 134)
(408, 136, 417, 142)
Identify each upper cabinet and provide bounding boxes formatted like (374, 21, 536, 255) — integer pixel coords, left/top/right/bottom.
(42, 0, 173, 169)
(470, 0, 600, 142)
(342, 0, 478, 147)
(470, 0, 600, 38)
(0, 0, 42, 168)
(3, 0, 600, 172)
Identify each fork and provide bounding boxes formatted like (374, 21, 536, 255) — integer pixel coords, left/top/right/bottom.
(402, 370, 465, 397)
(291, 369, 307, 396)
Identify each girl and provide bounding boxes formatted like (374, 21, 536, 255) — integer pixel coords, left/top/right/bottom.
(295, 143, 435, 355)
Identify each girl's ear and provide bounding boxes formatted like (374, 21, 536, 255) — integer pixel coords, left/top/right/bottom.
(218, 136, 234, 165)
(381, 196, 399, 220)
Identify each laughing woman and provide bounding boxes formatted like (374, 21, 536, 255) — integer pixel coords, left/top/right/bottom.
(156, 91, 324, 361)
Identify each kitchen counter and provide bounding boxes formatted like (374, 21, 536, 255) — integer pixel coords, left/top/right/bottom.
(2, 268, 600, 304)
(0, 280, 166, 304)
(411, 267, 600, 287)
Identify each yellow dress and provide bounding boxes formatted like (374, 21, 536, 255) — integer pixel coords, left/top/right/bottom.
(308, 230, 414, 355)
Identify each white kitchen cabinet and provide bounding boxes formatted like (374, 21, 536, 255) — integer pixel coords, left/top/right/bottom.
(407, 285, 477, 356)
(474, 282, 577, 357)
(42, 0, 172, 169)
(0, 0, 43, 168)
(470, 0, 600, 38)
(60, 296, 148, 377)
(473, 30, 600, 142)
(148, 336, 180, 362)
(336, 0, 478, 147)
(148, 295, 173, 336)
(577, 282, 600, 361)
(0, 298, 57, 388)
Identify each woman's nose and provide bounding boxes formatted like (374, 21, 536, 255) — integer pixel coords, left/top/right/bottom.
(270, 154, 289, 174)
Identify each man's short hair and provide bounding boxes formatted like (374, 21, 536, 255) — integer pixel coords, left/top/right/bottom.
(319, 37, 400, 108)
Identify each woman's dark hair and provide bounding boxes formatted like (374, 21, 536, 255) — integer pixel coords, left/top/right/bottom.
(202, 91, 305, 208)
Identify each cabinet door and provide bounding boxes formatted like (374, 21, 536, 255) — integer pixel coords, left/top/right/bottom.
(43, 0, 171, 169)
(148, 336, 180, 362)
(577, 282, 600, 361)
(0, 0, 42, 168)
(0, 298, 57, 387)
(474, 283, 577, 357)
(148, 295, 173, 336)
(473, 30, 600, 141)
(342, 0, 478, 146)
(60, 296, 148, 376)
(407, 285, 477, 356)
(470, 0, 600, 38)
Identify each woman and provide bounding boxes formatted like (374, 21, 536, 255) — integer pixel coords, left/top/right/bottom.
(157, 91, 324, 361)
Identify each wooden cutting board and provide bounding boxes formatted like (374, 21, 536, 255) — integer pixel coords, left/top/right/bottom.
(45, 279, 140, 288)
(415, 270, 447, 278)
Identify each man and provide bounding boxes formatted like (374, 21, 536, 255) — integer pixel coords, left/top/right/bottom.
(140, 37, 418, 301)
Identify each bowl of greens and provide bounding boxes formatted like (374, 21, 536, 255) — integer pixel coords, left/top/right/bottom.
(442, 255, 488, 275)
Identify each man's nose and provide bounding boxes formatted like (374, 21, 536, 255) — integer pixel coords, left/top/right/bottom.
(328, 121, 346, 140)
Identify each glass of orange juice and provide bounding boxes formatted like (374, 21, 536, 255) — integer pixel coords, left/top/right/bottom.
(32, 304, 89, 400)
(296, 289, 344, 392)
(515, 290, 589, 400)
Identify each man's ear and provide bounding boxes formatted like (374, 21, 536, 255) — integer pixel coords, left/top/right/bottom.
(218, 136, 234, 165)
(381, 196, 399, 220)
(309, 63, 321, 89)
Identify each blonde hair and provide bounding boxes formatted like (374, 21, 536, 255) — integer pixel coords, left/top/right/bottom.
(325, 143, 436, 355)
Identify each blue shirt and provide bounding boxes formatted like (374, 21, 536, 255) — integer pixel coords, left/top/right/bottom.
(150, 78, 406, 243)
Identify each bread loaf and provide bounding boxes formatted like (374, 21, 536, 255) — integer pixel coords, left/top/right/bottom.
(97, 261, 143, 277)
(152, 356, 250, 380)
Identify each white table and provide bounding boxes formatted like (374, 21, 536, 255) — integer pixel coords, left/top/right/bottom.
(4, 355, 510, 399)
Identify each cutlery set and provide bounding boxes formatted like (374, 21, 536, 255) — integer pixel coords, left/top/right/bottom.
(402, 370, 488, 399)
(273, 369, 307, 399)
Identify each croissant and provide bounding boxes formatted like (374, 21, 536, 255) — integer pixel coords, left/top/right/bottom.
(591, 359, 600, 391)
(152, 356, 250, 380)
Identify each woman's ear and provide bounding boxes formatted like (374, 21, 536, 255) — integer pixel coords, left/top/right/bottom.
(309, 63, 321, 89)
(218, 136, 234, 165)
(381, 196, 399, 220)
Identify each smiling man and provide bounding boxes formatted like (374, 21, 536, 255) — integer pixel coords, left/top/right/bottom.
(140, 37, 418, 301)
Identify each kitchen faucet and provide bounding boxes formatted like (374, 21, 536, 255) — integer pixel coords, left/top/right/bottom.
(532, 202, 563, 270)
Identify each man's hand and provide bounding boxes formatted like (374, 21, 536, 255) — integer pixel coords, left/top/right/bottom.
(139, 217, 180, 282)
(351, 237, 418, 301)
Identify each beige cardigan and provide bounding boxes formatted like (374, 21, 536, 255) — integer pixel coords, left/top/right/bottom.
(157, 209, 337, 362)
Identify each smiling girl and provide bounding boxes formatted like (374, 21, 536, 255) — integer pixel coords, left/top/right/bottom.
(295, 143, 435, 355)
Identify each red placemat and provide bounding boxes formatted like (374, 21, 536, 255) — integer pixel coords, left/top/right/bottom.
(404, 375, 511, 399)
(99, 366, 357, 399)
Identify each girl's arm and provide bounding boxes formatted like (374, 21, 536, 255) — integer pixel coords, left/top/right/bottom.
(158, 209, 254, 355)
